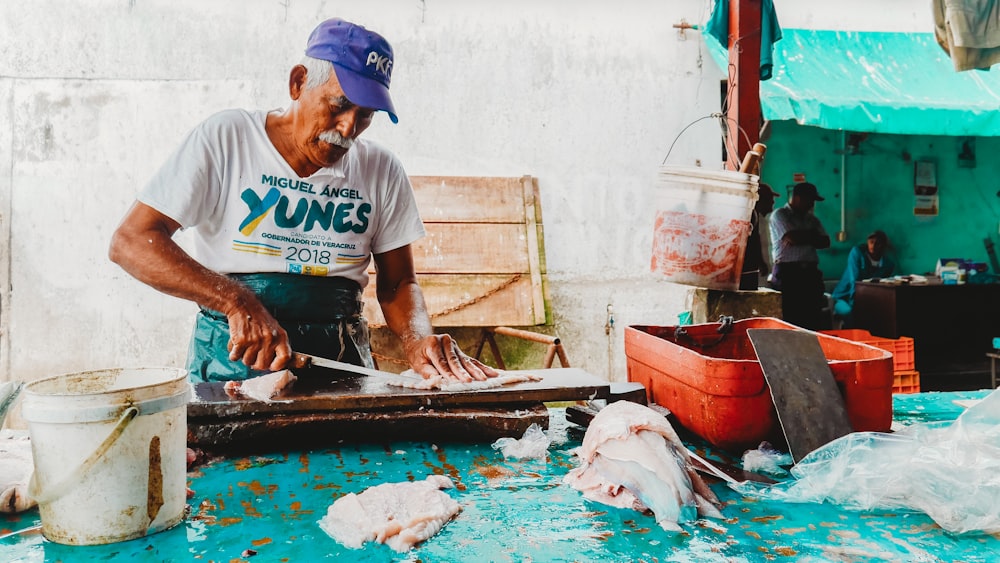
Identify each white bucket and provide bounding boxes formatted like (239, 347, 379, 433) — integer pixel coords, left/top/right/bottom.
(21, 367, 190, 545)
(650, 165, 759, 291)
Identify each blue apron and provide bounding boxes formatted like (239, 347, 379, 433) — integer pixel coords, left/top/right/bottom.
(186, 273, 372, 382)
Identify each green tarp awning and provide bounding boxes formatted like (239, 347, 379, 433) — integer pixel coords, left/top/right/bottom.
(707, 29, 1000, 136)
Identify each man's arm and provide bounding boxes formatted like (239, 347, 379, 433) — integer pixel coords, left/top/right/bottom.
(108, 201, 291, 371)
(841, 246, 866, 299)
(373, 245, 497, 382)
(781, 228, 830, 249)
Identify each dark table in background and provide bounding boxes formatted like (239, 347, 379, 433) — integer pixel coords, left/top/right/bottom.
(853, 280, 1000, 389)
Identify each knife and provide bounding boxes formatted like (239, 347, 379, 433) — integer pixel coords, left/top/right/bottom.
(291, 352, 421, 381)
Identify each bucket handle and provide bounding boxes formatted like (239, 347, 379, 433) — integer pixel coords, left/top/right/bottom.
(27, 406, 139, 505)
(661, 112, 752, 167)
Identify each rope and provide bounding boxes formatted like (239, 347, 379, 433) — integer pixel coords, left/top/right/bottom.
(372, 351, 409, 367)
(429, 273, 522, 320)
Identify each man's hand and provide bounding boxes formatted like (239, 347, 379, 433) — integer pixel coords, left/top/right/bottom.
(110, 202, 294, 372)
(224, 300, 293, 372)
(405, 333, 499, 383)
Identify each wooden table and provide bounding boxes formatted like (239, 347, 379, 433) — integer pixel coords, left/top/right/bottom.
(853, 280, 1000, 384)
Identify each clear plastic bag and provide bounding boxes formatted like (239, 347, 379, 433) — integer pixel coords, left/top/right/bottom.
(491, 423, 551, 462)
(734, 389, 1000, 534)
(741, 441, 792, 477)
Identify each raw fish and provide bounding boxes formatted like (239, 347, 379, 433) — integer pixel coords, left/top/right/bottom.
(0, 431, 35, 513)
(318, 474, 461, 552)
(223, 369, 297, 402)
(563, 400, 723, 531)
(389, 369, 542, 391)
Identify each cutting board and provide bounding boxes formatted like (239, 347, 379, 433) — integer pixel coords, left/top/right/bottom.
(187, 368, 609, 450)
(187, 367, 610, 419)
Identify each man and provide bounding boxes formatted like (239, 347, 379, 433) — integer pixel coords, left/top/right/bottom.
(739, 183, 779, 290)
(831, 230, 894, 327)
(768, 182, 831, 330)
(109, 18, 497, 384)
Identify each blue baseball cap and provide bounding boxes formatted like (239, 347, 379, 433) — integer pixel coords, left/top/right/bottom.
(305, 18, 398, 123)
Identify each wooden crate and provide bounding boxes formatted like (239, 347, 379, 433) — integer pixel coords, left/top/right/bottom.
(363, 175, 549, 328)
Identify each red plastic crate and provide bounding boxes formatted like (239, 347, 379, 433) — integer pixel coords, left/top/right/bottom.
(822, 329, 915, 372)
(892, 369, 921, 394)
(625, 318, 894, 453)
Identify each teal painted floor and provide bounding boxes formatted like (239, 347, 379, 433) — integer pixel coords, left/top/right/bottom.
(2, 390, 997, 562)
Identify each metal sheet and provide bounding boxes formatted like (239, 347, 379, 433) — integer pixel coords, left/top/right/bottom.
(747, 329, 853, 463)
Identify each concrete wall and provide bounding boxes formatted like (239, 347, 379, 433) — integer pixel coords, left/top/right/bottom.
(0, 0, 935, 393)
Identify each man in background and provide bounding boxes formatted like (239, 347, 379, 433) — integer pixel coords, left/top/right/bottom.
(768, 182, 831, 330)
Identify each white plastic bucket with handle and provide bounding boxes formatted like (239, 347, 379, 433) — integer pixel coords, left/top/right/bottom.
(21, 367, 190, 545)
(650, 165, 759, 291)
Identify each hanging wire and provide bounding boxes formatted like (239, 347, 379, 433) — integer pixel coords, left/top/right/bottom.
(661, 113, 752, 167)
(661, 28, 758, 168)
(720, 113, 753, 165)
(719, 31, 758, 168)
(662, 114, 720, 165)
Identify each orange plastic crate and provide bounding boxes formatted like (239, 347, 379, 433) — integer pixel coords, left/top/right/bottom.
(892, 369, 921, 394)
(822, 329, 915, 372)
(625, 318, 894, 452)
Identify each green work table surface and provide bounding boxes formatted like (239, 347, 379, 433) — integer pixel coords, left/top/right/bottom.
(3, 391, 999, 562)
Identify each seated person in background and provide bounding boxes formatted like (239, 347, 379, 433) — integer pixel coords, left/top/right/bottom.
(831, 230, 895, 326)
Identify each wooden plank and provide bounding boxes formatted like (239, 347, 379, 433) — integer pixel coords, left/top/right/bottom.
(408, 223, 531, 274)
(410, 176, 527, 223)
(188, 403, 551, 449)
(363, 175, 549, 328)
(363, 274, 541, 327)
(187, 367, 609, 418)
(522, 176, 547, 325)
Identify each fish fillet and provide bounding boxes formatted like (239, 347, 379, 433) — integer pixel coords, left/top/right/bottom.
(387, 369, 542, 391)
(223, 369, 297, 402)
(0, 432, 35, 513)
(318, 474, 461, 552)
(563, 401, 723, 531)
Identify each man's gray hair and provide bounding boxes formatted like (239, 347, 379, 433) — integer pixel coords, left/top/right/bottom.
(300, 56, 334, 90)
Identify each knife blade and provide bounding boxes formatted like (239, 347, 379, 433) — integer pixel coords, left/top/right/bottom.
(291, 352, 421, 381)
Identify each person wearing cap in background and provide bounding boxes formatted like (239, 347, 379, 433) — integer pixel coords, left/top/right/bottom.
(768, 182, 832, 330)
(739, 183, 780, 290)
(831, 230, 894, 328)
(109, 17, 499, 385)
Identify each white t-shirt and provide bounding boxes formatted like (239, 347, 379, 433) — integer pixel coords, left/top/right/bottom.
(768, 203, 828, 264)
(139, 109, 425, 288)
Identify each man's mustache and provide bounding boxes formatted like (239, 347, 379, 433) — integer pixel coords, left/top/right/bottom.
(318, 130, 354, 149)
